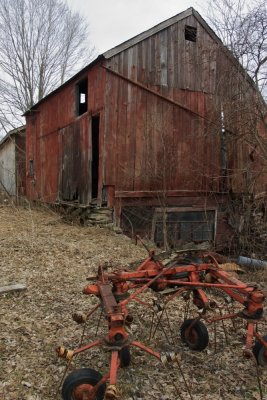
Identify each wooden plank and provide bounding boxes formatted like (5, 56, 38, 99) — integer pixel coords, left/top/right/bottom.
(146, 35, 151, 85)
(129, 46, 138, 187)
(95, 68, 106, 199)
(160, 29, 168, 87)
(173, 22, 179, 89)
(124, 81, 137, 190)
(116, 79, 128, 190)
(154, 33, 161, 86)
(0, 283, 27, 295)
(103, 73, 118, 186)
(177, 19, 185, 89)
(150, 35, 156, 84)
(167, 25, 175, 94)
(134, 83, 147, 191)
(115, 190, 226, 198)
(161, 102, 174, 190)
(187, 15, 198, 91)
(151, 95, 162, 191)
(130, 45, 138, 82)
(137, 40, 144, 82)
(146, 92, 158, 191)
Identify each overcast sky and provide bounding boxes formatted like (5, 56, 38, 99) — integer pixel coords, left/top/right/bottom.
(67, 0, 207, 54)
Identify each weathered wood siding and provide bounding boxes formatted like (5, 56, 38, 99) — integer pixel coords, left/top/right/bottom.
(0, 139, 16, 195)
(103, 15, 221, 195)
(106, 15, 217, 93)
(60, 116, 90, 204)
(215, 47, 267, 194)
(15, 133, 26, 196)
(26, 65, 106, 203)
(103, 14, 266, 197)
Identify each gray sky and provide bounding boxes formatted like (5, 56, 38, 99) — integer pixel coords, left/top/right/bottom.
(67, 0, 206, 54)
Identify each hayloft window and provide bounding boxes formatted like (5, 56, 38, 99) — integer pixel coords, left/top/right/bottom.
(76, 78, 88, 116)
(185, 25, 197, 42)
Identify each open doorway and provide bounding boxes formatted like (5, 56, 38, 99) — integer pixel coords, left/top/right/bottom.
(91, 115, 99, 199)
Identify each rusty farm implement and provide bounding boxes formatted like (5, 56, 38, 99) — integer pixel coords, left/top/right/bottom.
(56, 249, 267, 400)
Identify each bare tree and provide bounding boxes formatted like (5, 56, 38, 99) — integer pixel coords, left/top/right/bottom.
(203, 1, 267, 256)
(205, 0, 267, 96)
(0, 0, 96, 135)
(204, 0, 267, 170)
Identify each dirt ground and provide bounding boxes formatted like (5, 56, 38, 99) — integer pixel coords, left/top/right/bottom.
(0, 204, 267, 400)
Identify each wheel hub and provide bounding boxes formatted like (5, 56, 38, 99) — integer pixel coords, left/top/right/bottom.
(185, 327, 198, 346)
(73, 383, 94, 400)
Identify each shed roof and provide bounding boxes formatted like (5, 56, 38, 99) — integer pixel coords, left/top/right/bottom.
(0, 126, 25, 148)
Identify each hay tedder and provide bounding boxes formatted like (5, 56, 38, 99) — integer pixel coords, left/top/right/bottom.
(56, 246, 267, 400)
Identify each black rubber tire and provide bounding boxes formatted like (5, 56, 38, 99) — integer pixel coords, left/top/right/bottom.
(253, 334, 267, 366)
(62, 368, 106, 400)
(119, 346, 131, 367)
(180, 319, 209, 351)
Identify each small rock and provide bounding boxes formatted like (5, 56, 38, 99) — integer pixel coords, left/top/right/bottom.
(113, 227, 123, 234)
(21, 381, 32, 388)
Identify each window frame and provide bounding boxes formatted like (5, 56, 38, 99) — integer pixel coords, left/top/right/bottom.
(152, 207, 217, 247)
(185, 25, 197, 42)
(76, 77, 88, 116)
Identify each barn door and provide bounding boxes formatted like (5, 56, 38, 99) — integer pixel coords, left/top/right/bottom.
(60, 119, 90, 204)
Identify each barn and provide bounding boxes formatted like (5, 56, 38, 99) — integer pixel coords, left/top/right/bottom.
(24, 7, 267, 249)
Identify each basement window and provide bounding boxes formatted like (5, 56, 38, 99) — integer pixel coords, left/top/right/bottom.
(76, 78, 88, 116)
(185, 25, 197, 42)
(153, 208, 215, 248)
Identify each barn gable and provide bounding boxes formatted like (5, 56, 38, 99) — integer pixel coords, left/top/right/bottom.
(104, 8, 223, 58)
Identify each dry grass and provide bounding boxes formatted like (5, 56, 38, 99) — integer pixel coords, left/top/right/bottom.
(0, 204, 267, 400)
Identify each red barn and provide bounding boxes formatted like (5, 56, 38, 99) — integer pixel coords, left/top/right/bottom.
(25, 8, 267, 248)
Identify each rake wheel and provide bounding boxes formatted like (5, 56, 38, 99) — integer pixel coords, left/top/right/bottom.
(253, 335, 267, 366)
(119, 346, 131, 367)
(62, 368, 106, 400)
(180, 319, 209, 351)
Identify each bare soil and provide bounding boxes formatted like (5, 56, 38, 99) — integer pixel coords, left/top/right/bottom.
(0, 204, 267, 400)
